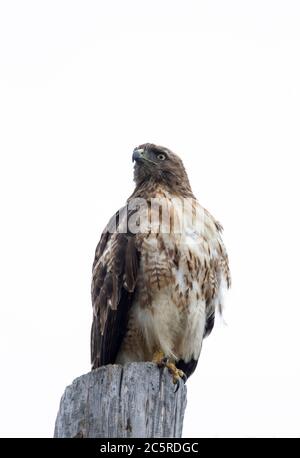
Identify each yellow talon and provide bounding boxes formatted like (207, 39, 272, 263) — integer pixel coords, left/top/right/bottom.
(165, 362, 185, 384)
(152, 351, 186, 385)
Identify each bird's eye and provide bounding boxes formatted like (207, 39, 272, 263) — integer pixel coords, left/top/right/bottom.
(157, 154, 166, 161)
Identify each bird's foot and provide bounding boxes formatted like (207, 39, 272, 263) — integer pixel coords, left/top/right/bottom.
(152, 350, 165, 365)
(165, 362, 187, 387)
(152, 351, 186, 391)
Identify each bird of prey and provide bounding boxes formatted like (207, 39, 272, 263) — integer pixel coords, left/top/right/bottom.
(91, 143, 230, 383)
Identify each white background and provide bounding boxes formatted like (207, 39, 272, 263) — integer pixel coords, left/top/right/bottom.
(0, 0, 299, 438)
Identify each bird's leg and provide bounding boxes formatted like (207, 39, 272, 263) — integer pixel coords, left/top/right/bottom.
(152, 350, 187, 387)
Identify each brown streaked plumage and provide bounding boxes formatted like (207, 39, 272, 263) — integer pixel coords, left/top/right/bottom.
(91, 143, 230, 380)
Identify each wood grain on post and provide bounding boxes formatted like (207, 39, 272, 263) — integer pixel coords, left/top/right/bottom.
(54, 362, 187, 438)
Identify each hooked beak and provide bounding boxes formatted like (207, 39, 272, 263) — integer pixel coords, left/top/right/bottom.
(132, 148, 145, 162)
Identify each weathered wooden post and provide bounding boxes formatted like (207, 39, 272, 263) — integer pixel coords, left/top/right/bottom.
(54, 362, 187, 438)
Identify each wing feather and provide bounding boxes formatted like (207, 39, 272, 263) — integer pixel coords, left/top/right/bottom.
(91, 206, 139, 369)
(203, 212, 231, 338)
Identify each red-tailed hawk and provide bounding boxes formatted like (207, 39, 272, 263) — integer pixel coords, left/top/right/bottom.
(91, 144, 230, 383)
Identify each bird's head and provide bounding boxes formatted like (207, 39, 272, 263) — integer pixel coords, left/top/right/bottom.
(132, 143, 193, 197)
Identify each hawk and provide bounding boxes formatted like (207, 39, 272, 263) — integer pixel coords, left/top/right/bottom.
(91, 144, 230, 383)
